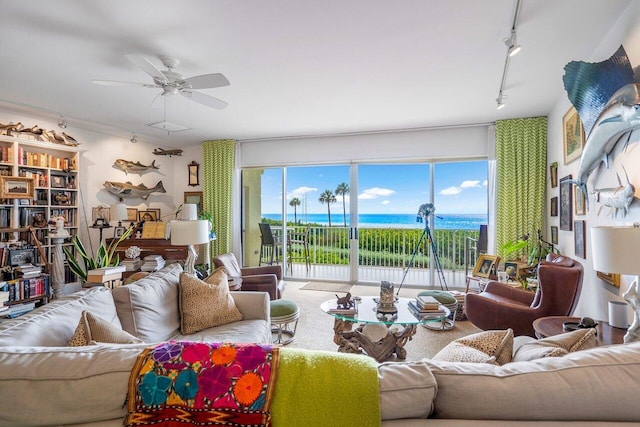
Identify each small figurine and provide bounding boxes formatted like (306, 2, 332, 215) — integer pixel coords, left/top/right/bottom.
(335, 292, 354, 309)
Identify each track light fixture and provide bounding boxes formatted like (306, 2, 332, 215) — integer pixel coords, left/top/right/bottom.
(58, 115, 68, 129)
(495, 0, 522, 110)
(496, 93, 506, 110)
(130, 134, 138, 143)
(503, 30, 522, 57)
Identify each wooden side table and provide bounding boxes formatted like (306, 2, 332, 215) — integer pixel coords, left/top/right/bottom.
(533, 316, 625, 346)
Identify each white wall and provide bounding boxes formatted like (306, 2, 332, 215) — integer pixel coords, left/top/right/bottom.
(546, 1, 640, 323)
(0, 110, 194, 252)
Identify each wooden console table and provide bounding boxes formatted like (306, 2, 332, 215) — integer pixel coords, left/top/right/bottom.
(107, 238, 188, 275)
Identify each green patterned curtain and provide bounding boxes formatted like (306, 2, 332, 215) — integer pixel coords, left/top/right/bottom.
(495, 117, 547, 259)
(202, 139, 235, 258)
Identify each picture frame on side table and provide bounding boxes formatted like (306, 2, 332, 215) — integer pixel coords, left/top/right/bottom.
(574, 220, 586, 259)
(472, 254, 501, 279)
(549, 162, 558, 188)
(114, 226, 126, 238)
(597, 271, 621, 288)
(550, 197, 558, 217)
(0, 176, 34, 199)
(563, 107, 585, 165)
(559, 175, 573, 231)
(550, 226, 558, 245)
(575, 186, 586, 215)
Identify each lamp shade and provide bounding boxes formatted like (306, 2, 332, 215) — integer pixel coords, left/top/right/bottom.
(171, 220, 210, 246)
(182, 204, 198, 220)
(110, 202, 127, 221)
(591, 226, 640, 275)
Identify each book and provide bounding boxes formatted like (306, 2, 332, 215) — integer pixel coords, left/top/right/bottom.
(328, 307, 357, 315)
(416, 295, 440, 310)
(87, 265, 126, 276)
(408, 301, 445, 319)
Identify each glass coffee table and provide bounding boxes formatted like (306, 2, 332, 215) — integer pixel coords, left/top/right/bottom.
(320, 296, 449, 362)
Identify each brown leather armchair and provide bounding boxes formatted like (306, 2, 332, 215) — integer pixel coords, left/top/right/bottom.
(213, 253, 285, 300)
(464, 253, 583, 337)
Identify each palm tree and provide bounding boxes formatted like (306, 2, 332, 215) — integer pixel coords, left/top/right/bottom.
(319, 190, 336, 227)
(335, 182, 349, 227)
(289, 197, 301, 224)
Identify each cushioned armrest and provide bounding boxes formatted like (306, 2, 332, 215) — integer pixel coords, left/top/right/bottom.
(484, 281, 535, 305)
(231, 291, 270, 321)
(241, 274, 277, 285)
(241, 265, 282, 279)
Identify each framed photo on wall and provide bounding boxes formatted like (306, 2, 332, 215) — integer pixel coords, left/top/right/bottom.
(559, 175, 573, 231)
(574, 220, 586, 259)
(550, 197, 558, 217)
(126, 208, 138, 222)
(563, 107, 585, 165)
(550, 226, 558, 245)
(574, 186, 586, 215)
(184, 191, 203, 216)
(0, 176, 34, 199)
(597, 271, 621, 288)
(549, 162, 558, 188)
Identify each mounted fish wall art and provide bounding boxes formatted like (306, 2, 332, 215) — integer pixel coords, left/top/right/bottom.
(562, 45, 640, 214)
(114, 159, 160, 175)
(103, 181, 166, 200)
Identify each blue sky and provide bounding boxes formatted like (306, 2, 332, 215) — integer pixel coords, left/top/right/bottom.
(261, 161, 487, 215)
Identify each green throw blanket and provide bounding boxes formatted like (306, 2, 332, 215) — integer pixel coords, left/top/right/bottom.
(271, 348, 381, 427)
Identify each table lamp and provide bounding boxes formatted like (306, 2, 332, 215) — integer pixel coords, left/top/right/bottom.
(110, 199, 127, 227)
(170, 220, 210, 275)
(181, 203, 198, 220)
(591, 225, 640, 343)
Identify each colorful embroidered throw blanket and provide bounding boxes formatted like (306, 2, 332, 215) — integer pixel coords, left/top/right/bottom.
(125, 342, 279, 426)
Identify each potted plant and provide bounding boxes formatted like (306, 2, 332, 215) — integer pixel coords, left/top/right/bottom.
(63, 226, 133, 282)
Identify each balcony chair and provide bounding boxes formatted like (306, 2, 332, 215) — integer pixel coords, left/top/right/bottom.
(464, 253, 583, 337)
(213, 252, 285, 300)
(287, 223, 311, 274)
(258, 223, 283, 266)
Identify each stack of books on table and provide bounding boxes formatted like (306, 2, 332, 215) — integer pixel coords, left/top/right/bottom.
(408, 295, 446, 319)
(86, 265, 126, 284)
(122, 258, 142, 272)
(141, 255, 165, 272)
(328, 305, 358, 316)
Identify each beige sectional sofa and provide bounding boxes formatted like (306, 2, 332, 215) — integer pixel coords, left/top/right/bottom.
(1, 262, 640, 425)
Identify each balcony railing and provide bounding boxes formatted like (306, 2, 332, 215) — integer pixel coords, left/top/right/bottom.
(272, 225, 481, 286)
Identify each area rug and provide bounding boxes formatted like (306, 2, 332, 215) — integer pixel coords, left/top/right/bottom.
(300, 281, 353, 293)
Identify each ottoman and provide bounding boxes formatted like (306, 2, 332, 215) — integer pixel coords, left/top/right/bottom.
(417, 290, 458, 331)
(270, 299, 300, 345)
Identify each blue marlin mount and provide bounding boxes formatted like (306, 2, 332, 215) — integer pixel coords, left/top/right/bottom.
(563, 45, 640, 210)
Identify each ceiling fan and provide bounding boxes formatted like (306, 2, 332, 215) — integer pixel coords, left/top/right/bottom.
(93, 54, 230, 109)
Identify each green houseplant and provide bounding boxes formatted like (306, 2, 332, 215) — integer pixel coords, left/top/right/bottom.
(63, 226, 133, 282)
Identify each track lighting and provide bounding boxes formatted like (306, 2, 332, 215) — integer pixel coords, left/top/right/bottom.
(496, 94, 506, 110)
(130, 134, 138, 143)
(58, 116, 68, 129)
(504, 30, 522, 57)
(495, 0, 522, 111)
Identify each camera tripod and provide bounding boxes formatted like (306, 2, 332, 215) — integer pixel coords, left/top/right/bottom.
(397, 218, 448, 293)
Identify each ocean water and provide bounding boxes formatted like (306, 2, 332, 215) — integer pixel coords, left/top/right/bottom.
(262, 213, 487, 230)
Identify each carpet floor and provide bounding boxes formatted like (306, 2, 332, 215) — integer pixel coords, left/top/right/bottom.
(280, 281, 481, 361)
(299, 281, 353, 293)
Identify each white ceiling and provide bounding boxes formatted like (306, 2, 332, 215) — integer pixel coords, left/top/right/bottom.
(0, 0, 632, 147)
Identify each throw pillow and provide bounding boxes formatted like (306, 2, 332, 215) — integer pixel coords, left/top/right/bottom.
(179, 269, 243, 335)
(512, 328, 597, 362)
(68, 311, 143, 346)
(432, 328, 514, 365)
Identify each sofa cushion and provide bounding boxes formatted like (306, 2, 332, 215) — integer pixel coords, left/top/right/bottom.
(425, 341, 640, 422)
(0, 287, 119, 347)
(432, 329, 513, 365)
(0, 344, 150, 426)
(512, 328, 596, 362)
(68, 311, 143, 346)
(178, 269, 242, 334)
(112, 263, 183, 342)
(378, 360, 437, 420)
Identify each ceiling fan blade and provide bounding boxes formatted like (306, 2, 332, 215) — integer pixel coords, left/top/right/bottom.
(185, 73, 230, 89)
(181, 90, 228, 109)
(125, 54, 168, 83)
(92, 80, 155, 87)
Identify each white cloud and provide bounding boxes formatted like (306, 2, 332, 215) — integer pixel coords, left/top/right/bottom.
(483, 180, 488, 186)
(381, 200, 391, 205)
(440, 186, 462, 195)
(358, 187, 395, 200)
(460, 180, 480, 189)
(288, 186, 317, 199)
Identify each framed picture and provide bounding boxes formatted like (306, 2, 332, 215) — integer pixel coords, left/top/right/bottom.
(597, 271, 621, 288)
(549, 162, 558, 188)
(114, 226, 126, 238)
(472, 254, 500, 279)
(188, 161, 200, 187)
(559, 174, 573, 231)
(148, 208, 161, 220)
(51, 175, 65, 188)
(550, 226, 558, 245)
(574, 220, 586, 259)
(184, 191, 203, 216)
(574, 186, 586, 215)
(0, 176, 34, 199)
(550, 197, 558, 217)
(138, 210, 159, 222)
(563, 106, 585, 165)
(126, 208, 138, 222)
